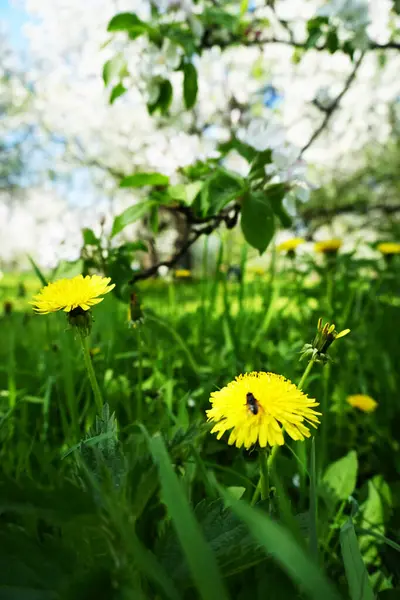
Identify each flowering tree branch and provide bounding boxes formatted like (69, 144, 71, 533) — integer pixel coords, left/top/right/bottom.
(204, 32, 400, 53)
(300, 52, 365, 155)
(129, 203, 240, 284)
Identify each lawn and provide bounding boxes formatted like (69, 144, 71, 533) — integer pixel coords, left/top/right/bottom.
(0, 247, 399, 599)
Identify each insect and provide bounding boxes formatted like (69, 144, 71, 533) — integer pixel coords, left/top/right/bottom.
(246, 392, 259, 415)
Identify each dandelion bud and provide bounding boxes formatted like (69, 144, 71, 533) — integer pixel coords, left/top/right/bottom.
(67, 306, 93, 337)
(300, 318, 350, 363)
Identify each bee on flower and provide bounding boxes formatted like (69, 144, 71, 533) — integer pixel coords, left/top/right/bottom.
(206, 371, 321, 449)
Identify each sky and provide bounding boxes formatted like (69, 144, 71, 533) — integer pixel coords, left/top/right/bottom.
(0, 0, 28, 49)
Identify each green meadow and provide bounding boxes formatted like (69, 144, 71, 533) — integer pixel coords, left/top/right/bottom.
(0, 247, 399, 600)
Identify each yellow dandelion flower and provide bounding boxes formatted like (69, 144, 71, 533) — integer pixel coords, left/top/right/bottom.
(30, 274, 115, 314)
(174, 269, 191, 279)
(347, 394, 378, 413)
(248, 266, 265, 276)
(377, 242, 400, 256)
(277, 238, 306, 253)
(206, 371, 321, 449)
(314, 239, 342, 254)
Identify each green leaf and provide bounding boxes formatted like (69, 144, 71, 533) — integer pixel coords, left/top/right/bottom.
(201, 169, 244, 217)
(148, 433, 230, 600)
(241, 191, 275, 254)
(322, 450, 358, 502)
(168, 182, 202, 206)
(326, 29, 339, 53)
(249, 149, 272, 178)
(222, 489, 342, 600)
(109, 83, 127, 104)
(157, 499, 266, 586)
(305, 29, 323, 49)
(359, 478, 388, 564)
(266, 183, 292, 228)
(340, 519, 375, 600)
(159, 23, 197, 55)
(203, 8, 239, 31)
(183, 63, 198, 109)
(342, 40, 355, 61)
(102, 53, 126, 86)
(148, 79, 173, 115)
(120, 172, 169, 188)
(27, 255, 48, 286)
(82, 228, 99, 245)
(117, 241, 147, 253)
(107, 12, 147, 32)
(110, 201, 154, 238)
(149, 205, 159, 234)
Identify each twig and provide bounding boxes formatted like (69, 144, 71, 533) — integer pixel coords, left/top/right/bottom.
(300, 52, 365, 155)
(129, 204, 240, 283)
(204, 34, 400, 53)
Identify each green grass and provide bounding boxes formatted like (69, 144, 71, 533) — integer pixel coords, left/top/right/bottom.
(0, 250, 399, 599)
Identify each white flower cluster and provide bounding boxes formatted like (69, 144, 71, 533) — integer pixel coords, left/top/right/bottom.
(240, 118, 311, 203)
(317, 0, 369, 47)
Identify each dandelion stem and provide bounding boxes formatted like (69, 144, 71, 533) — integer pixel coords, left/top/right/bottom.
(298, 354, 319, 561)
(254, 356, 318, 508)
(79, 331, 103, 413)
(260, 449, 270, 501)
(136, 326, 143, 421)
(309, 437, 318, 561)
(254, 444, 280, 506)
(298, 354, 317, 391)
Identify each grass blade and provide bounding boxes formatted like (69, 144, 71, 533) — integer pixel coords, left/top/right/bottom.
(221, 488, 341, 600)
(340, 519, 375, 600)
(27, 254, 48, 286)
(148, 433, 230, 600)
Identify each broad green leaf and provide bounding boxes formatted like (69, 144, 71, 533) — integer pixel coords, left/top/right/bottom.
(117, 241, 147, 253)
(107, 12, 147, 32)
(266, 183, 292, 228)
(102, 53, 126, 86)
(109, 82, 127, 104)
(340, 519, 375, 600)
(148, 79, 173, 115)
(201, 169, 244, 216)
(222, 489, 341, 600)
(326, 29, 339, 53)
(203, 7, 239, 31)
(322, 450, 358, 502)
(183, 63, 198, 109)
(129, 532, 181, 600)
(110, 201, 154, 238)
(160, 23, 197, 55)
(120, 172, 169, 188)
(168, 182, 202, 205)
(359, 478, 388, 564)
(82, 228, 99, 245)
(241, 191, 275, 254)
(240, 0, 249, 15)
(249, 149, 273, 178)
(148, 434, 230, 600)
(157, 499, 266, 586)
